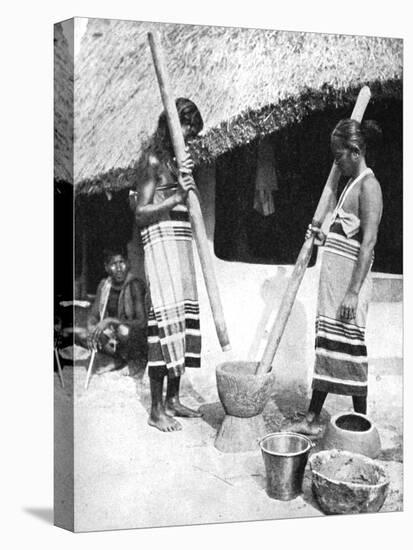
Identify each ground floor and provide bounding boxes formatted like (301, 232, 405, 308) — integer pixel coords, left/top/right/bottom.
(54, 309, 402, 532)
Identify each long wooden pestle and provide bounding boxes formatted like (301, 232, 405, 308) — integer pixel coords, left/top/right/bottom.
(147, 32, 231, 351)
(256, 86, 372, 375)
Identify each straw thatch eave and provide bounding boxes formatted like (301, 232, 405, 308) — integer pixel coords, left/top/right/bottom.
(74, 19, 402, 195)
(54, 22, 74, 184)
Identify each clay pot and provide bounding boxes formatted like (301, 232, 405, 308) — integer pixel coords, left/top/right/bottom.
(309, 449, 389, 515)
(322, 412, 381, 459)
(216, 361, 275, 418)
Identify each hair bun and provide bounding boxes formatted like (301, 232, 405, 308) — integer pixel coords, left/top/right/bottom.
(361, 120, 383, 147)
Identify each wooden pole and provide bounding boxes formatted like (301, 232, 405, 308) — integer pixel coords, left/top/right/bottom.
(80, 227, 88, 300)
(256, 86, 371, 375)
(84, 349, 96, 390)
(54, 347, 65, 388)
(147, 31, 230, 351)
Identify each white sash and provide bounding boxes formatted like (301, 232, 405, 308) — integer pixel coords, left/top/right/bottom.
(331, 168, 374, 222)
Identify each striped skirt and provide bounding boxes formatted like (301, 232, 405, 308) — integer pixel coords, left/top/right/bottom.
(312, 231, 372, 396)
(141, 209, 201, 378)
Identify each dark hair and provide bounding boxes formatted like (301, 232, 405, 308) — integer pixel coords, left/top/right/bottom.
(103, 247, 127, 265)
(331, 118, 383, 155)
(155, 97, 204, 154)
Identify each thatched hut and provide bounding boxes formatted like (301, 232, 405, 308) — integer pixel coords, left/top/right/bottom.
(74, 20, 402, 188)
(74, 19, 402, 274)
(54, 22, 74, 300)
(73, 19, 402, 385)
(55, 22, 73, 185)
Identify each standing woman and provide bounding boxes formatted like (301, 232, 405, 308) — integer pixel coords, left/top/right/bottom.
(290, 118, 383, 436)
(133, 98, 204, 432)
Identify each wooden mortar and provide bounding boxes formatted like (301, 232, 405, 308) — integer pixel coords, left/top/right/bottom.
(215, 361, 275, 453)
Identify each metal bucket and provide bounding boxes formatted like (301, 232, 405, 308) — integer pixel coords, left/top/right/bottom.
(260, 432, 314, 500)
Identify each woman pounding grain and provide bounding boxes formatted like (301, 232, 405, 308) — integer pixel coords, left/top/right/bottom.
(288, 118, 383, 436)
(132, 98, 204, 432)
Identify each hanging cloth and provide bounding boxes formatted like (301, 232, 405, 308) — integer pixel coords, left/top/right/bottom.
(253, 138, 278, 216)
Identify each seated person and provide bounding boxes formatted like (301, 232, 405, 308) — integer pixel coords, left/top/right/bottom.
(87, 249, 147, 376)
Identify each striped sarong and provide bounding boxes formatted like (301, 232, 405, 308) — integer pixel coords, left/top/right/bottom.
(312, 225, 372, 396)
(141, 208, 201, 378)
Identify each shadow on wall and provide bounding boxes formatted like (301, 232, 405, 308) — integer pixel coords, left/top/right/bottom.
(248, 267, 310, 391)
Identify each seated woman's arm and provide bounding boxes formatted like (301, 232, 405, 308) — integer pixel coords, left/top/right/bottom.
(131, 279, 147, 328)
(87, 282, 104, 333)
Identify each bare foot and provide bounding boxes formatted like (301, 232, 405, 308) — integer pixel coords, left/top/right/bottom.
(283, 419, 324, 437)
(165, 398, 203, 418)
(148, 408, 182, 432)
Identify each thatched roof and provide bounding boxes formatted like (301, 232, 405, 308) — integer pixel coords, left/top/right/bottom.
(74, 19, 402, 194)
(54, 22, 74, 184)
